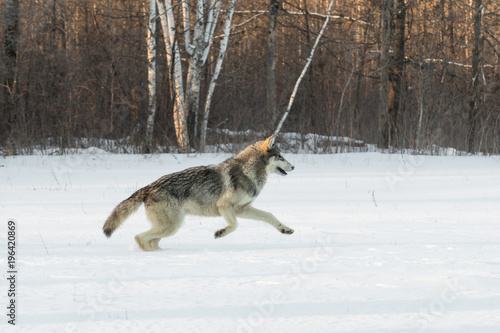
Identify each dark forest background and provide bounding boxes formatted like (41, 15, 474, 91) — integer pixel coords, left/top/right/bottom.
(2, 0, 500, 154)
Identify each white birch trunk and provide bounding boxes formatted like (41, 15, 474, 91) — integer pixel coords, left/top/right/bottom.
(144, 0, 157, 153)
(202, 0, 222, 63)
(182, 0, 194, 56)
(184, 0, 223, 148)
(157, 0, 190, 152)
(199, 0, 237, 152)
(185, 0, 206, 146)
(157, 0, 232, 152)
(274, 0, 336, 137)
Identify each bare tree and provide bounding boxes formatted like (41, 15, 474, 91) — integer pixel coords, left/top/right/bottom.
(199, 0, 237, 152)
(468, 0, 483, 153)
(144, 0, 158, 153)
(155, 0, 237, 152)
(378, 0, 392, 148)
(274, 0, 336, 136)
(182, 0, 222, 148)
(3, 0, 500, 155)
(157, 0, 190, 152)
(377, 0, 405, 149)
(267, 0, 279, 128)
(389, 0, 405, 148)
(2, 0, 20, 145)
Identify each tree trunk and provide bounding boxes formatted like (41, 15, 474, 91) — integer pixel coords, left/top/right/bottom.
(144, 0, 158, 153)
(378, 0, 392, 149)
(446, 0, 455, 57)
(468, 0, 483, 153)
(389, 0, 405, 148)
(171, 44, 190, 153)
(267, 0, 279, 128)
(199, 0, 237, 152)
(157, 0, 190, 153)
(186, 59, 203, 150)
(416, 63, 429, 151)
(3, 0, 20, 145)
(4, 0, 20, 82)
(185, 0, 206, 149)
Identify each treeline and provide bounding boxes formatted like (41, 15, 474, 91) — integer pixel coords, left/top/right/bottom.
(1, 0, 500, 154)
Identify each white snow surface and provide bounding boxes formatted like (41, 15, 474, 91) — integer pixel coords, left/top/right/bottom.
(1, 152, 500, 333)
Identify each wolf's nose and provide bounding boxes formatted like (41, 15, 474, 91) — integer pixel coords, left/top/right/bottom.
(291, 166, 295, 171)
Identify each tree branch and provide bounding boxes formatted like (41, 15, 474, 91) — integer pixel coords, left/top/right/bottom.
(274, 0, 336, 136)
(231, 9, 373, 27)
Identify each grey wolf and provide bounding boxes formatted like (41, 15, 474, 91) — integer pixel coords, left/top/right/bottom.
(102, 135, 295, 251)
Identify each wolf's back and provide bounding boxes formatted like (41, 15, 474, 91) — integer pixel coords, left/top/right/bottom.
(103, 186, 150, 237)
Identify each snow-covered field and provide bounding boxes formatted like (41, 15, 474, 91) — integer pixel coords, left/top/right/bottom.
(1, 150, 500, 332)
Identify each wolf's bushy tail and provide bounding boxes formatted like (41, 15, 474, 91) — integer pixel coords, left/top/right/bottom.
(103, 186, 150, 237)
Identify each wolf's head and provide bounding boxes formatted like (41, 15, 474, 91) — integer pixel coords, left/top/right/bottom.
(262, 135, 295, 176)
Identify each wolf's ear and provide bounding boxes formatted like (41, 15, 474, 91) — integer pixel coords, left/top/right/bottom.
(265, 135, 276, 150)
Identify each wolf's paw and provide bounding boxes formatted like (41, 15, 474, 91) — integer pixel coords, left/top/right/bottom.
(135, 235, 154, 252)
(280, 227, 294, 235)
(214, 229, 226, 239)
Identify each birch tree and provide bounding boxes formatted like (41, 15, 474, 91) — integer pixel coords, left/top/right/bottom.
(199, 0, 237, 152)
(183, 0, 224, 148)
(157, 0, 190, 152)
(144, 0, 158, 153)
(155, 0, 237, 152)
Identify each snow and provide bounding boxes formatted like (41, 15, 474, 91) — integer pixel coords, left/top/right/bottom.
(1, 151, 500, 332)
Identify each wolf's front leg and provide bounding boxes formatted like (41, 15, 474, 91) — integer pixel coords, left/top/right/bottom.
(215, 206, 239, 239)
(237, 206, 294, 235)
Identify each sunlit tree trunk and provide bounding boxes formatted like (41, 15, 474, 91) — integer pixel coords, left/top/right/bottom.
(199, 0, 237, 152)
(158, 0, 234, 152)
(157, 0, 190, 152)
(183, 0, 222, 150)
(144, 0, 158, 153)
(184, 0, 205, 148)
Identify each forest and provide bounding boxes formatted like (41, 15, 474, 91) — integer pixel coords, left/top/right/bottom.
(1, 0, 500, 154)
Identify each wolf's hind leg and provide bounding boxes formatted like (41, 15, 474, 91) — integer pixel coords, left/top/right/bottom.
(135, 203, 183, 251)
(148, 238, 162, 250)
(135, 224, 181, 251)
(134, 231, 157, 251)
(237, 206, 294, 235)
(147, 224, 182, 250)
(215, 206, 239, 239)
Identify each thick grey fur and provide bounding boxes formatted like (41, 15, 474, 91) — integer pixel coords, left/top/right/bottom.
(102, 135, 295, 251)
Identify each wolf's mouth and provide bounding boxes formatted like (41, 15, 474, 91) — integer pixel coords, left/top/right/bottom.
(277, 167, 288, 176)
